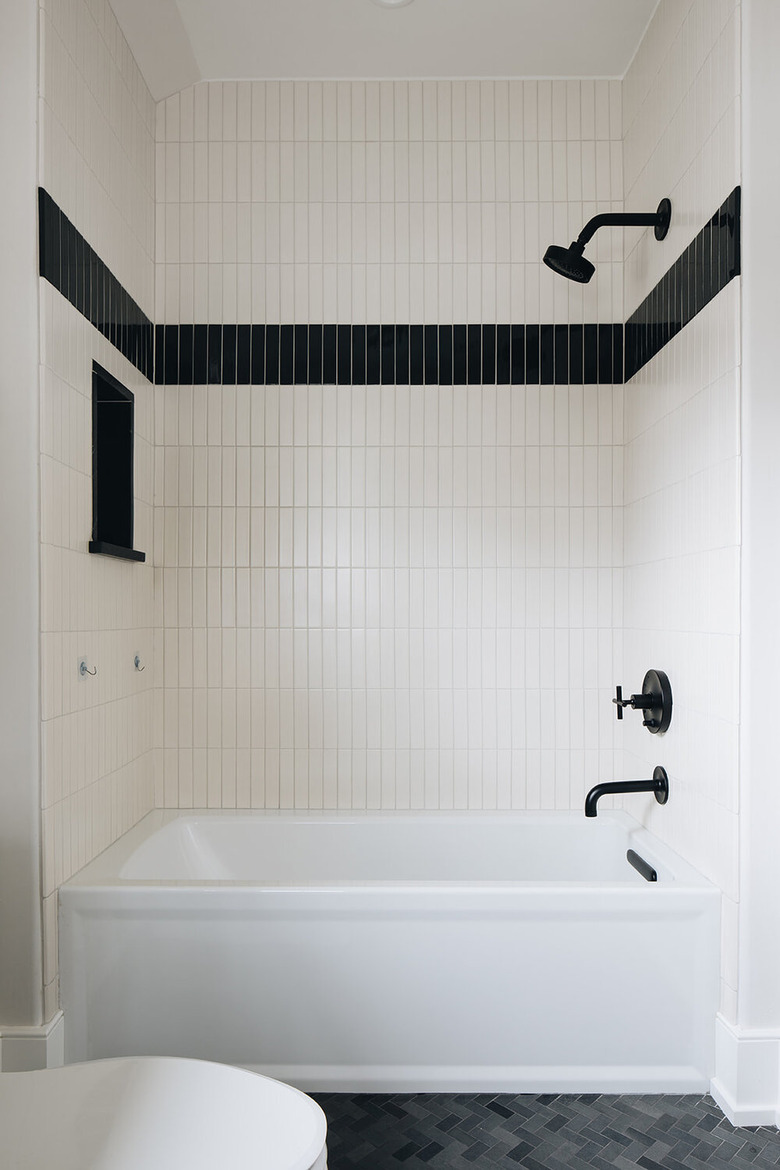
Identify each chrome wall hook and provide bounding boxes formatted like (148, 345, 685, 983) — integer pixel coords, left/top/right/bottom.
(134, 654, 145, 671)
(79, 659, 97, 678)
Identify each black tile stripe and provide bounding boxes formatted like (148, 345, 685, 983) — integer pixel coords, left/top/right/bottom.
(625, 187, 740, 381)
(38, 186, 740, 389)
(38, 188, 154, 382)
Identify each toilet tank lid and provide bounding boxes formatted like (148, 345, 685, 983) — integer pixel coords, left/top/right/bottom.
(0, 1056, 327, 1170)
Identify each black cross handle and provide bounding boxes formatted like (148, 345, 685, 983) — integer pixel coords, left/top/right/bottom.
(612, 671, 673, 734)
(613, 685, 655, 719)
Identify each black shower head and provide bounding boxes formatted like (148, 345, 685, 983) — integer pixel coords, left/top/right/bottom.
(543, 198, 672, 284)
(543, 242, 595, 284)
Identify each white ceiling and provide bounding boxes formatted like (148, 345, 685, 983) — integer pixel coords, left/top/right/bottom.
(110, 0, 659, 102)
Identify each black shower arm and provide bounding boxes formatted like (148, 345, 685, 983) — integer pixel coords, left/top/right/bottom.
(575, 210, 663, 248)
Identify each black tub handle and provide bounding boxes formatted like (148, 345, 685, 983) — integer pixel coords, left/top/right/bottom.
(627, 849, 657, 882)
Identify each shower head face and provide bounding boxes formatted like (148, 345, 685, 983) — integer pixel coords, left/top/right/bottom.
(543, 243, 596, 284)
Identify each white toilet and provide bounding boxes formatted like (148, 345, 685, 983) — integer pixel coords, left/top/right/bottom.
(0, 1056, 327, 1169)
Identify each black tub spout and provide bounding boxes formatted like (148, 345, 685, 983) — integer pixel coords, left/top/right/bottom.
(585, 767, 669, 817)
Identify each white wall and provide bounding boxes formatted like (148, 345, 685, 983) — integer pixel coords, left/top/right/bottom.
(739, 0, 780, 1032)
(0, 0, 44, 1027)
(620, 0, 741, 1021)
(37, 0, 156, 1018)
(152, 80, 625, 812)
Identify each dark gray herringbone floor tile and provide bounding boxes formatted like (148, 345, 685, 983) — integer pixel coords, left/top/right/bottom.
(312, 1093, 780, 1170)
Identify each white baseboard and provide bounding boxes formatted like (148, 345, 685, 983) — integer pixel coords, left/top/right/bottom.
(242, 1063, 709, 1095)
(711, 1014, 780, 1127)
(0, 1011, 64, 1072)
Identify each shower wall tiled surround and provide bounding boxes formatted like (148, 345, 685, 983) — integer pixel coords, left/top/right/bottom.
(38, 0, 156, 1017)
(37, 0, 742, 1014)
(152, 77, 625, 812)
(621, 0, 741, 1020)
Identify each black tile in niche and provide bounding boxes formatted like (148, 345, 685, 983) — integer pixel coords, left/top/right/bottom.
(164, 324, 179, 385)
(194, 324, 209, 384)
(396, 324, 410, 384)
(482, 324, 496, 384)
(467, 323, 481, 384)
(337, 323, 351, 384)
(265, 324, 280, 384)
(510, 324, 525, 384)
(223, 323, 237, 384)
(207, 324, 222, 384)
(496, 324, 511, 384)
(279, 324, 294, 385)
(294, 324, 308, 384)
(381, 324, 394, 384)
(322, 324, 337, 384)
(366, 324, 381, 384)
(452, 324, 467, 385)
(308, 324, 322, 384)
(410, 324, 424, 385)
(180, 324, 194, 385)
(438, 325, 453, 385)
(250, 324, 265, 384)
(424, 324, 438, 385)
(237, 324, 251, 384)
(352, 325, 366, 385)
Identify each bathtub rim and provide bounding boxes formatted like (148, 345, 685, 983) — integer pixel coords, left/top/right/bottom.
(60, 807, 716, 892)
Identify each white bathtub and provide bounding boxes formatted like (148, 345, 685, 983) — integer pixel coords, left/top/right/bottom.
(59, 809, 720, 1093)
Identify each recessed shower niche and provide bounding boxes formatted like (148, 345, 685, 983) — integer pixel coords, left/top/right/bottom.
(88, 362, 145, 562)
